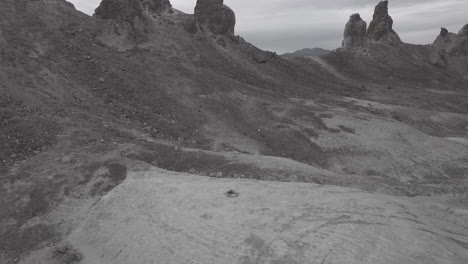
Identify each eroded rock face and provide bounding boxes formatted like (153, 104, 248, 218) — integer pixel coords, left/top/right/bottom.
(342, 14, 367, 49)
(433, 28, 458, 45)
(459, 24, 468, 36)
(88, 0, 173, 51)
(367, 1, 401, 45)
(440, 27, 448, 37)
(433, 25, 468, 54)
(194, 0, 235, 36)
(429, 30, 449, 67)
(95, 0, 172, 20)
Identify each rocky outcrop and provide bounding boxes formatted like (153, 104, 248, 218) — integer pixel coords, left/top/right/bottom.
(342, 14, 367, 49)
(86, 0, 239, 51)
(341, 1, 401, 49)
(433, 28, 458, 49)
(95, 0, 172, 20)
(86, 0, 175, 51)
(429, 24, 468, 67)
(194, 0, 235, 36)
(432, 25, 468, 55)
(367, 1, 401, 45)
(440, 28, 448, 37)
(459, 24, 468, 36)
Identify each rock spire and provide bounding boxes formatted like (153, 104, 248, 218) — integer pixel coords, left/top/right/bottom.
(342, 13, 367, 49)
(194, 0, 235, 36)
(367, 1, 401, 45)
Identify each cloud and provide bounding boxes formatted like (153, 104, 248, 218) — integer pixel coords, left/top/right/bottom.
(68, 0, 468, 53)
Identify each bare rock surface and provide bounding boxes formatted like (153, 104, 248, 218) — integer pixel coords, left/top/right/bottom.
(433, 25, 468, 55)
(433, 28, 458, 51)
(367, 1, 401, 45)
(342, 13, 367, 49)
(194, 0, 235, 36)
(440, 27, 449, 37)
(86, 0, 179, 50)
(459, 24, 468, 36)
(95, 0, 172, 20)
(21, 168, 468, 264)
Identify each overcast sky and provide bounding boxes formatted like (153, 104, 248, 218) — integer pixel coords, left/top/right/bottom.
(68, 0, 468, 54)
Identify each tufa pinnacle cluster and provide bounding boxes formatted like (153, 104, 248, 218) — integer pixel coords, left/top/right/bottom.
(87, 0, 237, 50)
(342, 0, 401, 49)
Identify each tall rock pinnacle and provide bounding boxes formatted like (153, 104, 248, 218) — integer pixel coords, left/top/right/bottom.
(342, 14, 367, 49)
(367, 1, 401, 45)
(194, 0, 235, 36)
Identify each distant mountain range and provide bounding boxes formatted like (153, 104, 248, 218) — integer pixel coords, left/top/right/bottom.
(281, 48, 331, 58)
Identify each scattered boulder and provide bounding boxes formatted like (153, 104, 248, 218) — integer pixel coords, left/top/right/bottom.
(252, 51, 276, 64)
(342, 13, 367, 49)
(428, 50, 447, 68)
(194, 0, 236, 36)
(52, 243, 83, 264)
(367, 1, 402, 45)
(225, 189, 239, 198)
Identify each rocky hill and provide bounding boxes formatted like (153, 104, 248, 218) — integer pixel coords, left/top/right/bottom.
(281, 48, 331, 58)
(325, 0, 468, 89)
(1, 0, 467, 263)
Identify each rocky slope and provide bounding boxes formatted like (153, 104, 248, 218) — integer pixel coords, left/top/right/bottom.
(0, 0, 467, 263)
(433, 26, 468, 55)
(326, 1, 468, 89)
(281, 48, 331, 58)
